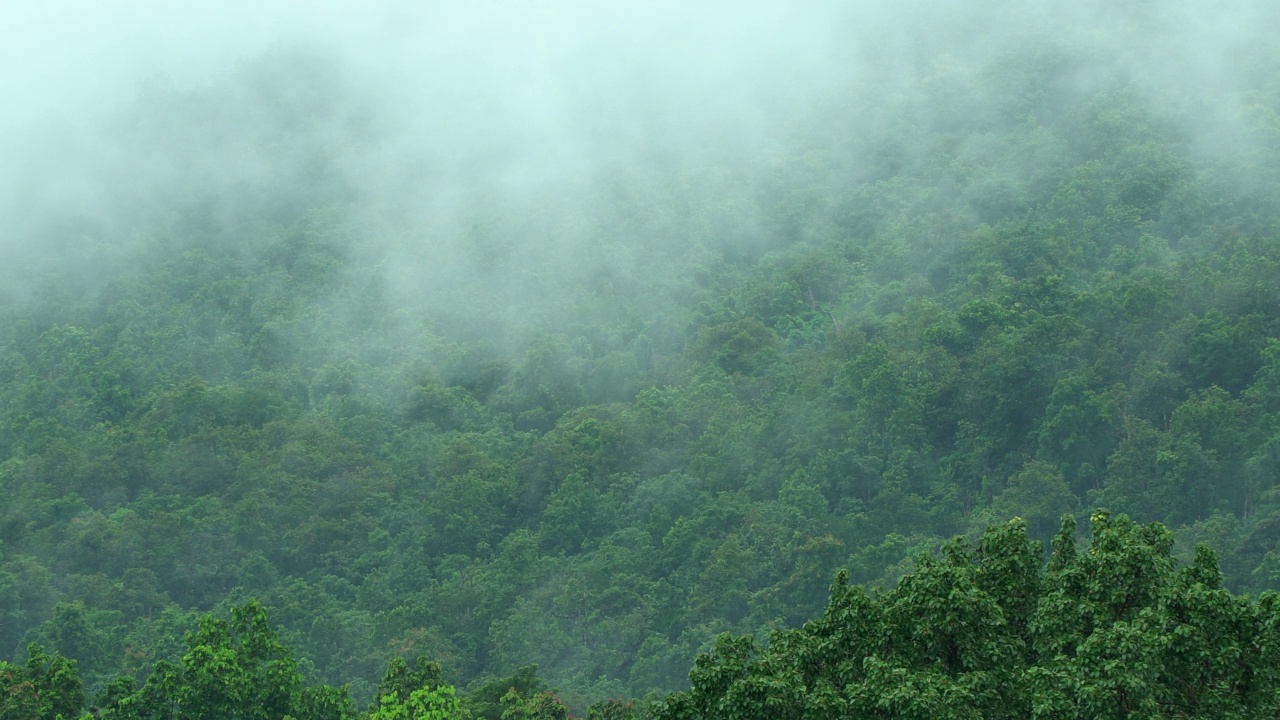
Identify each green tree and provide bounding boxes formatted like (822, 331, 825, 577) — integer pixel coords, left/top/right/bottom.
(657, 514, 1280, 719)
(465, 666, 548, 720)
(370, 684, 469, 720)
(498, 688, 568, 720)
(0, 644, 83, 720)
(94, 600, 307, 720)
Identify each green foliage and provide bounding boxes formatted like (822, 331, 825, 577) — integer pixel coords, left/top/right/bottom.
(498, 688, 568, 720)
(0, 644, 83, 720)
(5, 6, 1280, 713)
(464, 666, 546, 720)
(372, 657, 445, 712)
(585, 698, 643, 720)
(296, 684, 359, 720)
(90, 600, 354, 720)
(658, 515, 1280, 719)
(370, 685, 469, 720)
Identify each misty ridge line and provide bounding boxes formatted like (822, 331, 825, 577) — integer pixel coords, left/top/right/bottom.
(0, 0, 1273, 407)
(0, 0, 1279, 708)
(0, 2, 1273, 547)
(2, 1, 1274, 242)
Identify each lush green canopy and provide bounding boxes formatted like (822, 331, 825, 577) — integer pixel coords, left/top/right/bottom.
(7, 515, 1279, 719)
(660, 514, 1280, 720)
(3, 1, 1280, 715)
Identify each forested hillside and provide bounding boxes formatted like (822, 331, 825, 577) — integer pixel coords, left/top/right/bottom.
(4, 0, 1280, 716)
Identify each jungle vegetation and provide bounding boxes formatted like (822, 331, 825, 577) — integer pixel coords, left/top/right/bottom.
(3, 1, 1280, 718)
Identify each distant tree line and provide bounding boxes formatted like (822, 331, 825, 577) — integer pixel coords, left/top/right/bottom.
(6, 514, 1279, 719)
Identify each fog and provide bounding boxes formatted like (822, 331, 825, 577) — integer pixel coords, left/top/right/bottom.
(3, 0, 1277, 410)
(5, 0, 1280, 703)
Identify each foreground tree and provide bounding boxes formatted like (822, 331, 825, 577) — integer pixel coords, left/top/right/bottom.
(94, 600, 353, 720)
(367, 656, 469, 720)
(657, 513, 1280, 719)
(0, 644, 83, 720)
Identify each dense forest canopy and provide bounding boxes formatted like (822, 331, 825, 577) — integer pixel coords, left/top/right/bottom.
(4, 0, 1280, 716)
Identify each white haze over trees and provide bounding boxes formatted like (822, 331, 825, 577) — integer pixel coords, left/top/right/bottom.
(4, 0, 1280, 710)
(4, 1, 1275, 314)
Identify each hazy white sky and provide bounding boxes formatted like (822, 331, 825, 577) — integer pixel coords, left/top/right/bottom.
(5, 0, 1272, 207)
(0, 1, 840, 126)
(0, 0, 861, 259)
(1, 0, 1275, 310)
(0, 2, 402, 132)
